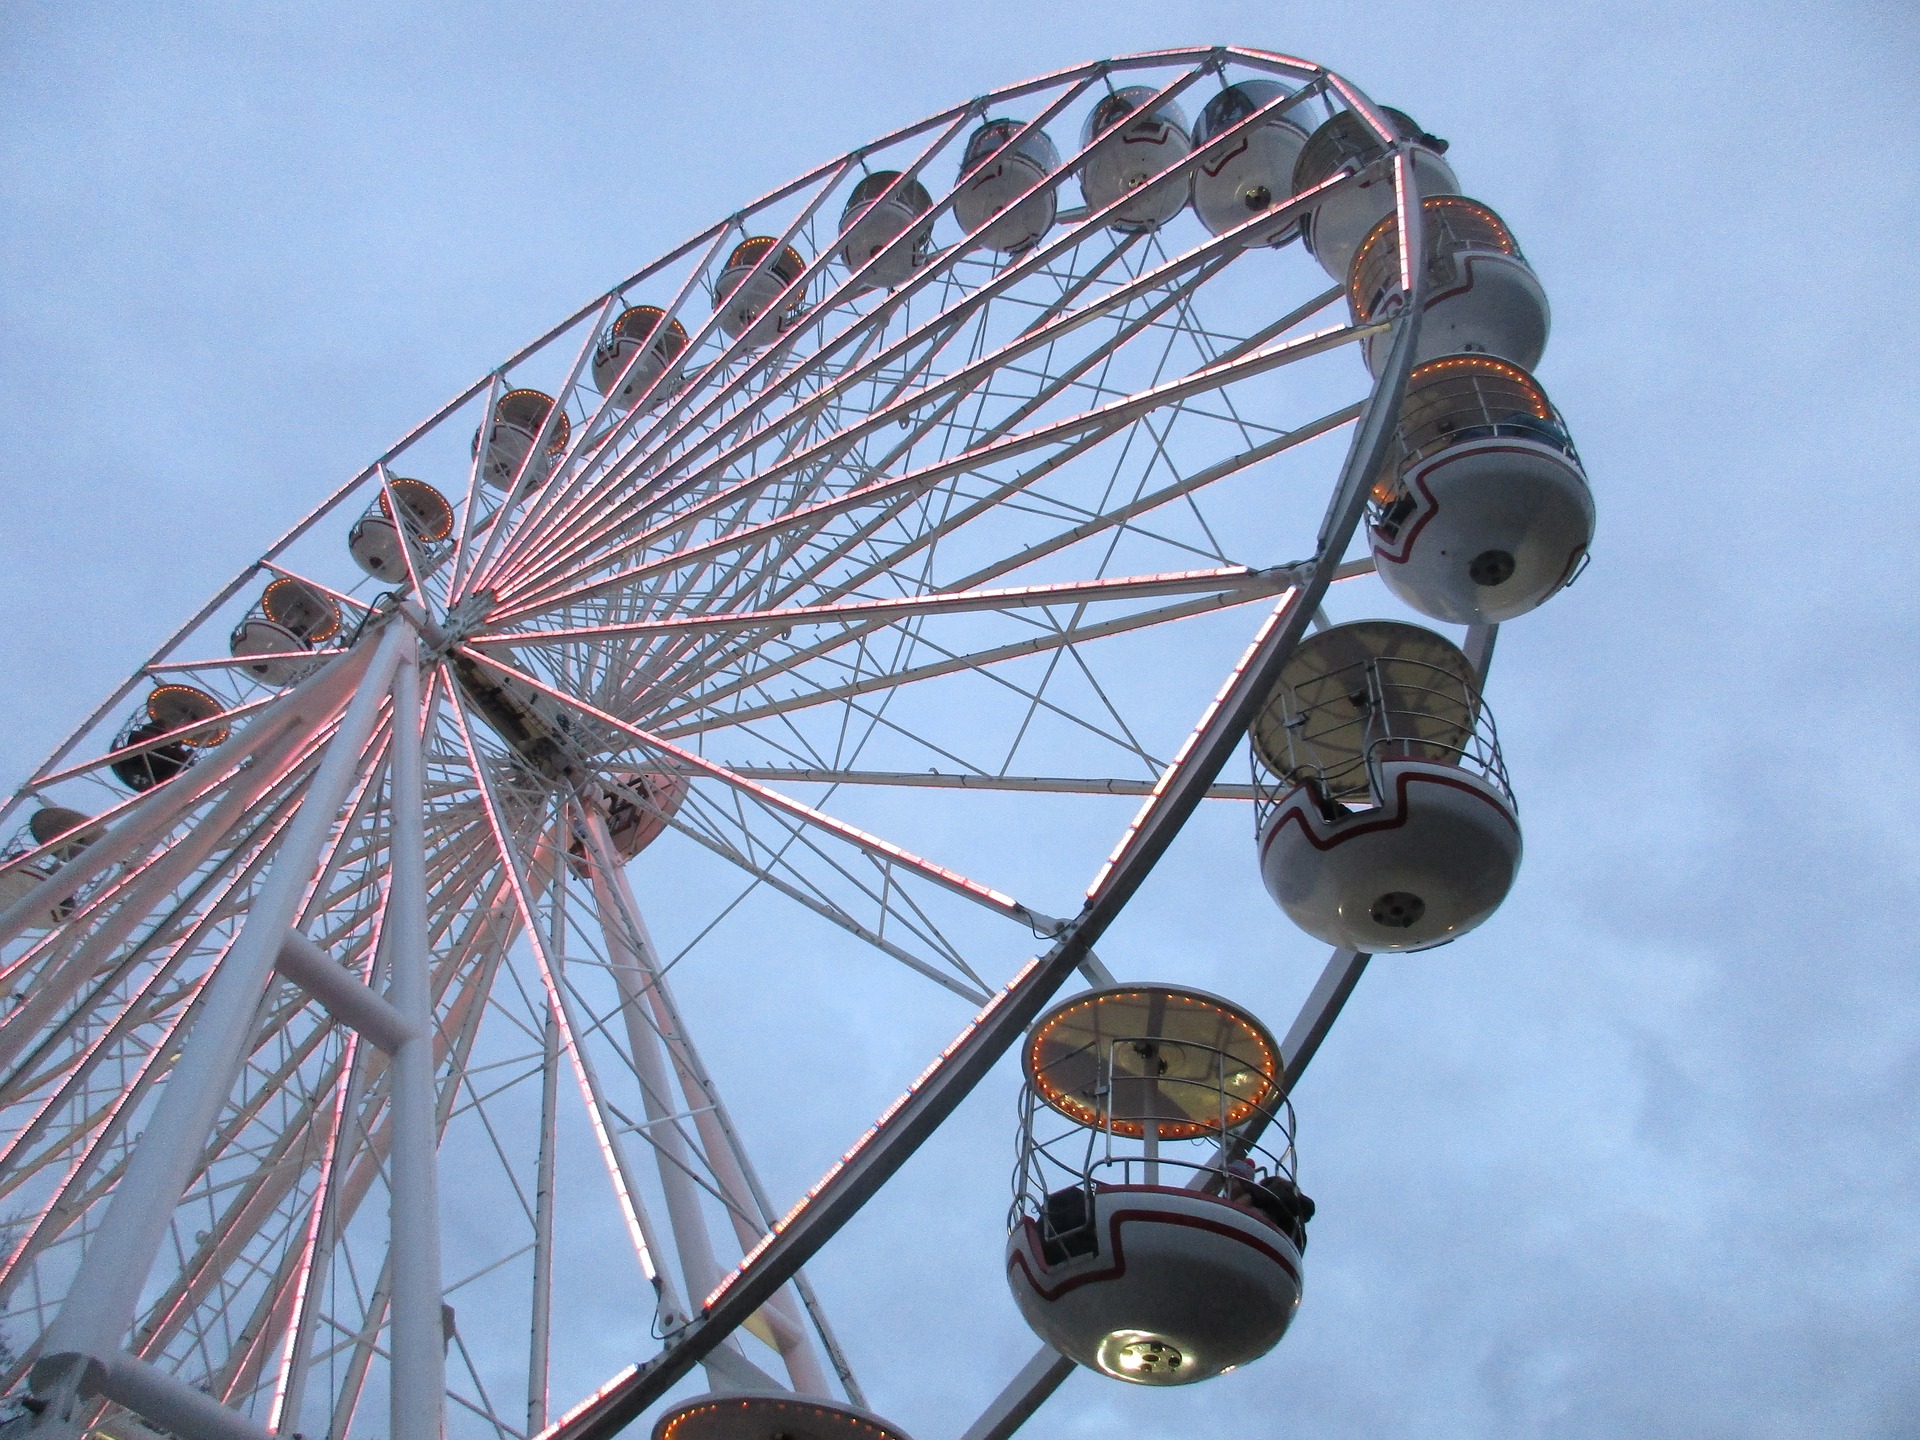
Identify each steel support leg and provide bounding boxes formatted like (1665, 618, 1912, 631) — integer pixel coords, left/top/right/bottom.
(580, 815, 728, 1308)
(526, 997, 561, 1434)
(582, 812, 836, 1399)
(386, 633, 445, 1440)
(26, 621, 408, 1436)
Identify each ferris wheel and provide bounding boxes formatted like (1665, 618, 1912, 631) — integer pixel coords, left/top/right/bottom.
(0, 44, 1593, 1440)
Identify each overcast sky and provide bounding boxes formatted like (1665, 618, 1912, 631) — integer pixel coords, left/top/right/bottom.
(2, 3, 1917, 1437)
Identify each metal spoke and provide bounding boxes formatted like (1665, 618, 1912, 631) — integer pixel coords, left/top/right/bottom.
(0, 49, 1483, 1440)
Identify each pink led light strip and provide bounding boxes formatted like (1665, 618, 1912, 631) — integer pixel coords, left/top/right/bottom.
(1086, 591, 1297, 900)
(472, 565, 1267, 646)
(452, 647, 1038, 925)
(531, 1365, 641, 1440)
(700, 954, 1041, 1312)
(446, 687, 661, 1284)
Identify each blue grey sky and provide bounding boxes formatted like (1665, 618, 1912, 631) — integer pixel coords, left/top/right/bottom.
(2, 3, 1916, 1437)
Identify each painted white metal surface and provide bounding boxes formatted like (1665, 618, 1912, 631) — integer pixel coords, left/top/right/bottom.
(0, 45, 1579, 1440)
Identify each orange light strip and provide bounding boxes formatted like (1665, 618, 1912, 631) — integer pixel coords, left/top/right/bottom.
(262, 577, 343, 643)
(531, 1365, 640, 1440)
(1026, 992, 1278, 1137)
(493, 389, 573, 453)
(146, 685, 233, 748)
(1407, 352, 1551, 417)
(657, 1397, 899, 1440)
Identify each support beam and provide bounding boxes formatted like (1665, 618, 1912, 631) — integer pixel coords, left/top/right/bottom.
(709, 767, 1258, 801)
(97, 1352, 270, 1440)
(447, 693, 682, 1318)
(26, 621, 408, 1437)
(526, 998, 562, 1434)
(580, 814, 734, 1330)
(275, 931, 415, 1054)
(1280, 949, 1371, 1091)
(475, 564, 1284, 645)
(956, 1350, 1076, 1440)
(533, 145, 1430, 1439)
(385, 632, 446, 1440)
(580, 807, 827, 1398)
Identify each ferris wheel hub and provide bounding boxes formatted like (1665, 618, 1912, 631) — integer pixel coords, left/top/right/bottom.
(449, 650, 607, 781)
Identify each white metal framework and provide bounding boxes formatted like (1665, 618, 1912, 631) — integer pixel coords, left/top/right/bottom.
(0, 46, 1494, 1440)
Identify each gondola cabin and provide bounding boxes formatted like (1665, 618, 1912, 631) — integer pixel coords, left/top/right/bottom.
(1191, 80, 1311, 244)
(566, 771, 687, 877)
(1251, 620, 1521, 952)
(592, 306, 690, 412)
(953, 118, 1061, 254)
(0, 806, 106, 929)
(838, 172, 935, 289)
(1007, 985, 1309, 1385)
(109, 685, 228, 793)
(1349, 195, 1549, 375)
(1293, 107, 1457, 280)
(229, 577, 342, 687)
(1370, 355, 1594, 624)
(713, 238, 808, 347)
(1079, 86, 1192, 232)
(472, 388, 570, 491)
(348, 478, 455, 582)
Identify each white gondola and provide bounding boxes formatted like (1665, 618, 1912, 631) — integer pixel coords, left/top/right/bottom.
(472, 387, 570, 491)
(1191, 79, 1311, 244)
(952, 117, 1060, 254)
(566, 769, 687, 876)
(651, 1394, 915, 1440)
(591, 305, 690, 412)
(1007, 986, 1309, 1386)
(347, 476, 455, 582)
(713, 237, 808, 347)
(1350, 195, 1549, 374)
(1252, 620, 1521, 952)
(1078, 86, 1192, 232)
(1293, 106, 1458, 280)
(838, 171, 935, 289)
(229, 577, 343, 687)
(1370, 354, 1594, 624)
(0, 807, 105, 929)
(109, 685, 229, 793)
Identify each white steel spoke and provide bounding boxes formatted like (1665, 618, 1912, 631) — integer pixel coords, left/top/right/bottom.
(452, 646, 1060, 937)
(0, 48, 1485, 1440)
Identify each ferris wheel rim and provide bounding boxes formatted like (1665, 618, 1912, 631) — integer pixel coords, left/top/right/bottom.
(0, 45, 1467, 1440)
(2, 45, 1399, 829)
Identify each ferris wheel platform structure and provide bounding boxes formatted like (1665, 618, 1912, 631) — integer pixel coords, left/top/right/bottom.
(0, 45, 1591, 1440)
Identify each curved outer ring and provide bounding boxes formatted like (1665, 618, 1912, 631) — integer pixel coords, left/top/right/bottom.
(0, 46, 1409, 831)
(1, 48, 1437, 1440)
